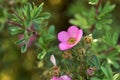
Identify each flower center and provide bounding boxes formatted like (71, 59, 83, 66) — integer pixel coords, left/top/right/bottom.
(67, 37, 76, 45)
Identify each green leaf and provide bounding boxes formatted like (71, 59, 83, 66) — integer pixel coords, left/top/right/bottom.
(101, 65, 113, 80)
(69, 14, 89, 29)
(89, 0, 98, 5)
(40, 12, 51, 19)
(113, 73, 120, 80)
(112, 61, 119, 69)
(45, 34, 55, 42)
(15, 38, 25, 45)
(89, 55, 100, 68)
(103, 25, 111, 31)
(96, 23, 102, 30)
(26, 3, 32, 21)
(37, 50, 47, 60)
(32, 18, 44, 25)
(103, 32, 118, 46)
(103, 2, 115, 15)
(48, 25, 55, 34)
(10, 27, 22, 35)
(39, 37, 46, 49)
(99, 2, 115, 18)
(90, 77, 101, 80)
(112, 32, 118, 45)
(33, 2, 44, 19)
(21, 43, 27, 53)
(108, 50, 119, 58)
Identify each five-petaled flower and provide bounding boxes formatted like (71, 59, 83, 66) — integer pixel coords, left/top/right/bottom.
(51, 75, 71, 80)
(58, 26, 83, 50)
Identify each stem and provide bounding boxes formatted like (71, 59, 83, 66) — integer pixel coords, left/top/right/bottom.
(7, 20, 22, 28)
(90, 0, 102, 32)
(100, 47, 115, 54)
(95, 0, 102, 15)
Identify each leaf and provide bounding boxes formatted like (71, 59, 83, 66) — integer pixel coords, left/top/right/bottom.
(96, 23, 102, 30)
(112, 61, 119, 69)
(25, 3, 31, 21)
(113, 73, 120, 80)
(101, 65, 113, 80)
(37, 50, 47, 60)
(99, 2, 115, 18)
(48, 25, 55, 34)
(40, 12, 51, 19)
(89, 0, 98, 5)
(108, 50, 119, 58)
(21, 43, 27, 53)
(32, 18, 44, 24)
(15, 38, 25, 45)
(39, 37, 46, 49)
(45, 35, 55, 42)
(10, 27, 22, 35)
(103, 2, 115, 15)
(33, 2, 44, 19)
(69, 14, 89, 29)
(103, 32, 118, 46)
(89, 55, 100, 68)
(103, 25, 111, 31)
(112, 32, 118, 45)
(90, 77, 101, 80)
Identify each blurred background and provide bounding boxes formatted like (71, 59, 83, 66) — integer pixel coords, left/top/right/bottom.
(0, 0, 120, 80)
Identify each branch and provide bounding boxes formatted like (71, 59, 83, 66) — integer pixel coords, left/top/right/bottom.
(7, 20, 22, 28)
(95, 0, 102, 15)
(89, 0, 102, 32)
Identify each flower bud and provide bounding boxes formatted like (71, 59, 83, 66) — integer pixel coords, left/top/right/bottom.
(52, 66, 60, 76)
(86, 67, 96, 76)
(84, 35, 93, 44)
(77, 48, 86, 55)
(62, 50, 72, 59)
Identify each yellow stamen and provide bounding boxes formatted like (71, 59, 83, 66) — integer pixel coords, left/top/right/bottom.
(67, 37, 76, 45)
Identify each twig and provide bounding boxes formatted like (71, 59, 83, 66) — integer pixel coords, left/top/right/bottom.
(90, 0, 102, 32)
(95, 0, 102, 15)
(7, 20, 22, 28)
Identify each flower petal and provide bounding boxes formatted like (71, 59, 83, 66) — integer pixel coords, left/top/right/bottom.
(68, 26, 79, 37)
(75, 29, 83, 43)
(59, 42, 72, 50)
(59, 75, 71, 80)
(51, 76, 59, 80)
(50, 55, 56, 66)
(58, 31, 69, 42)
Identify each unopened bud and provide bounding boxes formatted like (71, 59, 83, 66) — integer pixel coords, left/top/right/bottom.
(52, 66, 60, 76)
(86, 67, 96, 76)
(62, 50, 72, 59)
(77, 48, 86, 55)
(84, 35, 93, 44)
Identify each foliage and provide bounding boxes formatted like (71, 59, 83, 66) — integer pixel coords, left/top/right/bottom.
(0, 0, 120, 80)
(9, 2, 51, 53)
(66, 0, 120, 80)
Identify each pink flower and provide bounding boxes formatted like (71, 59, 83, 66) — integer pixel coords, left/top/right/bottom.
(59, 75, 71, 80)
(51, 75, 71, 80)
(51, 76, 59, 80)
(58, 26, 83, 50)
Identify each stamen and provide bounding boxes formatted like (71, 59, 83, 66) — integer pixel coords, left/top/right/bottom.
(67, 37, 76, 45)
